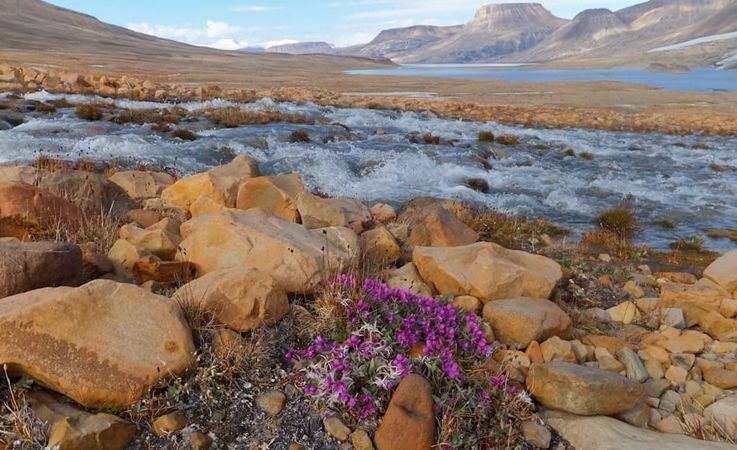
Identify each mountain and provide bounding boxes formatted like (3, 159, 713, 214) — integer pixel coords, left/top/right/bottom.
(0, 0, 389, 86)
(266, 42, 335, 55)
(347, 3, 567, 64)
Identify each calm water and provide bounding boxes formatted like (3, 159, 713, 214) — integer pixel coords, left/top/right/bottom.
(348, 65, 737, 93)
(1, 91, 736, 250)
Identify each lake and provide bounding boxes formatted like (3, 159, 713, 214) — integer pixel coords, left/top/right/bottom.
(348, 65, 737, 93)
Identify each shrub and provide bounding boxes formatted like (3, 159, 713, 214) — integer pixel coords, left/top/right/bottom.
(291, 277, 529, 448)
(496, 135, 520, 146)
(172, 128, 198, 141)
(670, 236, 705, 252)
(34, 102, 56, 114)
(597, 205, 638, 241)
(580, 151, 595, 160)
(564, 148, 576, 157)
(477, 131, 495, 142)
(75, 103, 103, 121)
(289, 129, 311, 143)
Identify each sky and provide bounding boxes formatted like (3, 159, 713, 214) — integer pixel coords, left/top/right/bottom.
(47, 0, 644, 50)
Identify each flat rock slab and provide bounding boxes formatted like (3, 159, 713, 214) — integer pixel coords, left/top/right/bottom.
(0, 279, 195, 408)
(0, 241, 82, 299)
(543, 410, 735, 450)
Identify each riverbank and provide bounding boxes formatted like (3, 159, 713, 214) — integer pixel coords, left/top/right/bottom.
(2, 62, 737, 136)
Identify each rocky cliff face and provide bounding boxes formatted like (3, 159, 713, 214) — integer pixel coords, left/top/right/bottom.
(347, 25, 462, 60)
(267, 42, 335, 55)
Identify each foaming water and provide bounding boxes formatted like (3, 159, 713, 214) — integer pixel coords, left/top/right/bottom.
(2, 92, 736, 250)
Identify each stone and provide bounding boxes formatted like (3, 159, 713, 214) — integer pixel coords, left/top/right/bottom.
(0, 182, 82, 239)
(521, 421, 551, 449)
(526, 362, 646, 415)
(616, 403, 651, 428)
(703, 367, 737, 389)
(699, 310, 737, 342)
(645, 359, 665, 380)
(405, 206, 478, 249)
(323, 416, 351, 441)
(350, 429, 375, 450)
(540, 336, 577, 363)
(370, 203, 396, 224)
(178, 209, 356, 293)
(153, 411, 187, 436)
(119, 218, 181, 260)
(452, 295, 481, 313)
(635, 297, 660, 313)
(161, 155, 260, 209)
(624, 280, 645, 298)
(705, 397, 737, 441)
(543, 410, 734, 450)
(656, 272, 698, 284)
(720, 298, 737, 318)
(28, 390, 138, 450)
(109, 171, 174, 200)
(385, 263, 433, 296)
(132, 257, 196, 284)
(235, 174, 304, 222)
(108, 239, 152, 278)
(189, 195, 227, 217)
(256, 390, 287, 416)
(374, 374, 434, 450)
(0, 241, 82, 299)
(606, 301, 640, 324)
(644, 379, 671, 398)
(660, 308, 685, 329)
(665, 365, 688, 385)
(297, 193, 370, 229)
(704, 250, 737, 293)
(359, 226, 401, 264)
(617, 348, 649, 383)
(0, 280, 195, 408)
(174, 268, 289, 332)
(482, 298, 571, 349)
(661, 334, 706, 354)
(413, 242, 562, 302)
(37, 170, 133, 215)
(659, 283, 725, 310)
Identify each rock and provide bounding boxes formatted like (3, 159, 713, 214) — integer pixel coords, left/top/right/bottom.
(360, 226, 401, 264)
(37, 170, 133, 215)
(108, 171, 174, 200)
(704, 250, 737, 293)
(413, 242, 562, 302)
(256, 390, 287, 416)
(720, 298, 737, 318)
(174, 268, 289, 332)
(161, 155, 260, 209)
(581, 335, 633, 356)
(526, 362, 646, 415)
(698, 310, 737, 342)
(521, 421, 551, 449)
(703, 367, 737, 389)
(0, 182, 82, 239)
(616, 402, 651, 428)
(370, 203, 396, 224)
(624, 280, 645, 298)
(28, 390, 138, 450)
(125, 209, 164, 228)
(323, 416, 351, 441)
(656, 272, 698, 284)
(402, 201, 478, 248)
(374, 374, 434, 450)
(235, 174, 304, 222)
(665, 365, 688, 385)
(606, 301, 640, 324)
(385, 263, 433, 296)
(540, 336, 576, 363)
(644, 379, 671, 398)
(0, 280, 195, 408)
(659, 283, 725, 310)
(153, 411, 187, 436)
(107, 239, 152, 278)
(177, 209, 356, 293)
(543, 410, 734, 450)
(189, 195, 227, 217)
(297, 193, 370, 229)
(705, 397, 737, 441)
(350, 429, 375, 450)
(661, 334, 706, 354)
(661, 308, 686, 329)
(482, 298, 570, 349)
(132, 257, 196, 284)
(635, 297, 660, 313)
(452, 295, 481, 313)
(315, 226, 361, 262)
(0, 241, 82, 299)
(119, 218, 181, 260)
(617, 348, 649, 383)
(645, 359, 665, 380)
(0, 165, 38, 184)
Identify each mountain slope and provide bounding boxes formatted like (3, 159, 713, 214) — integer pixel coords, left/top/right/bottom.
(347, 25, 462, 61)
(267, 42, 335, 55)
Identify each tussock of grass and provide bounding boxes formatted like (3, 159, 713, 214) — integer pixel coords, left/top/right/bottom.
(670, 235, 706, 252)
(49, 98, 72, 109)
(477, 131, 495, 142)
(206, 107, 313, 128)
(289, 129, 311, 143)
(1, 367, 47, 449)
(32, 156, 103, 174)
(114, 108, 182, 125)
(423, 133, 441, 145)
(33, 103, 56, 114)
(469, 207, 571, 251)
(580, 151, 595, 160)
(75, 103, 104, 121)
(496, 135, 520, 146)
(172, 128, 198, 141)
(597, 204, 638, 241)
(564, 148, 576, 157)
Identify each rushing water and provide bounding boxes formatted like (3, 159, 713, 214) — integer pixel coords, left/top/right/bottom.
(348, 65, 737, 93)
(1, 91, 736, 250)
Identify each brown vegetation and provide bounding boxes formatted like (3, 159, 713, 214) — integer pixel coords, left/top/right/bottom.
(496, 135, 520, 146)
(478, 131, 495, 142)
(289, 129, 311, 143)
(206, 107, 313, 128)
(74, 103, 103, 121)
(171, 128, 198, 141)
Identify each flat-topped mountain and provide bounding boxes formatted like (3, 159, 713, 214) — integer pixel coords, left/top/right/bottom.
(266, 42, 335, 55)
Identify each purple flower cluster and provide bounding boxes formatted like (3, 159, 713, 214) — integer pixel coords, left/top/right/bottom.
(292, 277, 510, 427)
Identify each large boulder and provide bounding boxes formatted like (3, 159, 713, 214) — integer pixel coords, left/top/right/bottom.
(0, 165, 38, 185)
(161, 155, 260, 210)
(0, 241, 82, 299)
(118, 218, 181, 260)
(0, 182, 83, 239)
(413, 242, 562, 302)
(705, 396, 737, 441)
(385, 263, 434, 296)
(235, 174, 304, 222)
(360, 225, 401, 264)
(659, 283, 727, 310)
(37, 170, 133, 215)
(483, 298, 571, 349)
(544, 410, 734, 450)
(177, 209, 357, 293)
(296, 192, 371, 229)
(28, 390, 138, 450)
(398, 198, 478, 248)
(526, 362, 646, 416)
(173, 269, 289, 332)
(0, 280, 195, 408)
(704, 250, 737, 294)
(374, 374, 434, 450)
(109, 171, 175, 200)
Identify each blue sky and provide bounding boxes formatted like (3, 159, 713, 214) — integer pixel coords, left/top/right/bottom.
(48, 1, 644, 49)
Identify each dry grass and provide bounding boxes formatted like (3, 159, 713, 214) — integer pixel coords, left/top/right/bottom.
(33, 103, 56, 114)
(74, 103, 104, 121)
(49, 98, 72, 109)
(171, 129, 198, 141)
(597, 204, 638, 241)
(32, 156, 102, 174)
(205, 107, 313, 128)
(496, 135, 520, 146)
(288, 129, 310, 143)
(469, 208, 571, 251)
(477, 131, 495, 142)
(0, 367, 47, 449)
(580, 151, 595, 160)
(670, 235, 705, 252)
(422, 133, 441, 145)
(114, 108, 182, 125)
